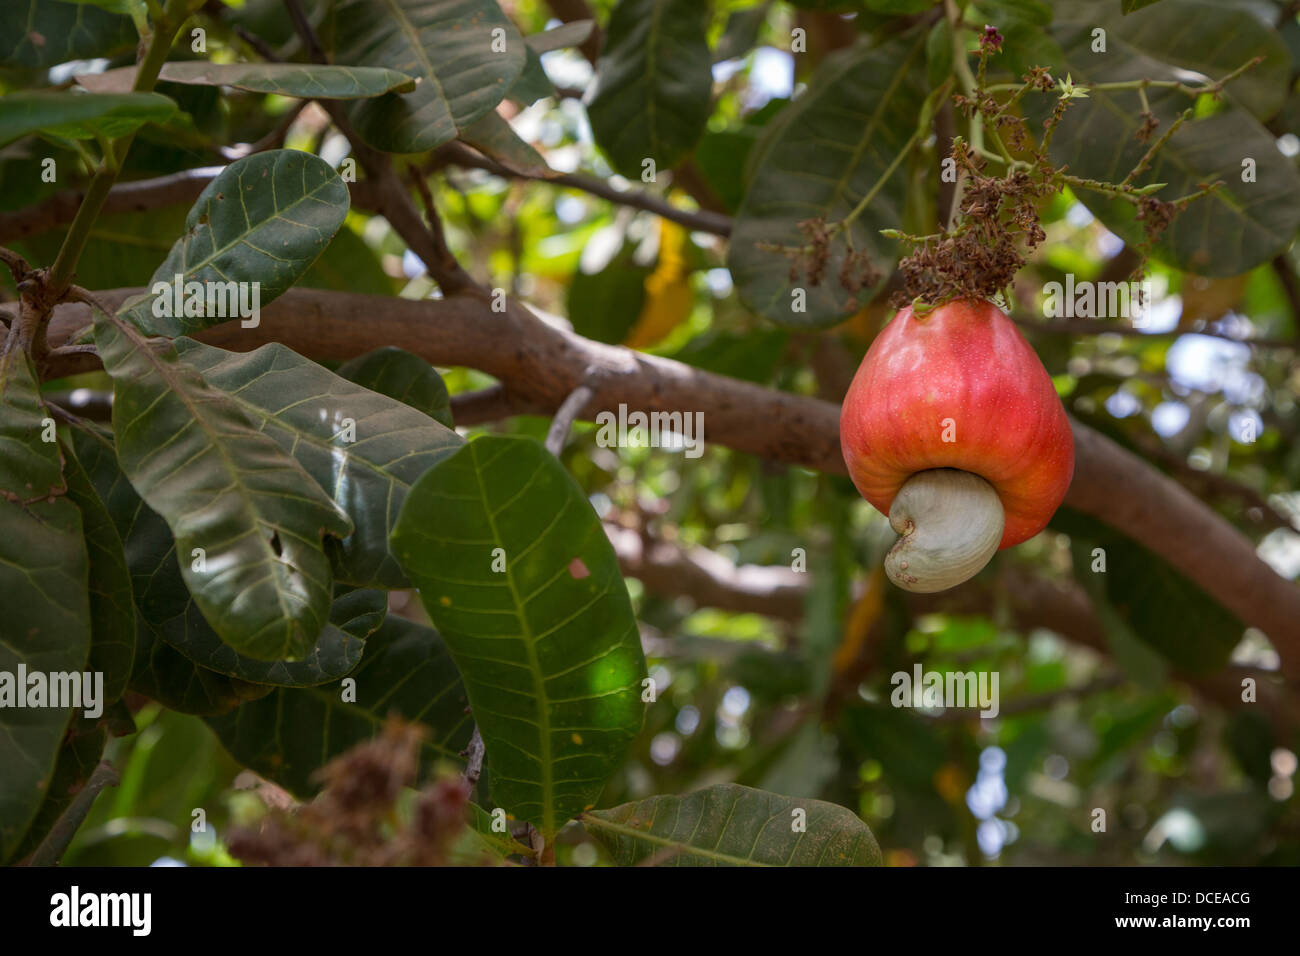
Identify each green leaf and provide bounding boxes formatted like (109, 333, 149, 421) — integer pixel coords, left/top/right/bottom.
(175, 339, 463, 587)
(61, 441, 135, 705)
(526, 20, 595, 54)
(714, 5, 769, 63)
(727, 33, 928, 326)
(459, 802, 533, 859)
(1031, 6, 1300, 276)
(567, 251, 651, 344)
(509, 23, 594, 106)
(8, 721, 107, 864)
(121, 150, 350, 338)
(156, 61, 416, 99)
(67, 420, 368, 689)
(205, 615, 473, 797)
(12, 204, 188, 291)
(0, 0, 136, 68)
(1061, 0, 1288, 121)
(582, 784, 882, 866)
(459, 111, 553, 177)
(0, 91, 177, 147)
(336, 346, 454, 429)
(588, 0, 714, 177)
(391, 436, 647, 838)
(972, 1, 1061, 79)
(330, 587, 389, 640)
(336, 0, 527, 154)
(509, 49, 556, 107)
(93, 309, 353, 663)
(128, 628, 253, 716)
(925, 17, 953, 88)
(66, 425, 250, 716)
(0, 348, 91, 864)
(301, 221, 396, 297)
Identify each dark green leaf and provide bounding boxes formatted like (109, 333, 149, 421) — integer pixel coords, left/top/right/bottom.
(330, 587, 389, 640)
(156, 61, 416, 99)
(66, 424, 249, 716)
(457, 806, 533, 863)
(1025, 1, 1299, 275)
(391, 436, 647, 838)
(0, 348, 91, 863)
(925, 17, 953, 88)
(459, 111, 552, 177)
(0, 0, 135, 67)
(8, 721, 107, 864)
(12, 204, 187, 291)
(714, 5, 769, 63)
(509, 48, 556, 107)
(0, 91, 177, 147)
(175, 338, 463, 587)
(588, 0, 714, 177)
(122, 150, 350, 338)
(61, 442, 135, 705)
(336, 346, 454, 428)
(336, 0, 527, 153)
(526, 20, 595, 54)
(728, 33, 928, 326)
(567, 253, 650, 344)
(67, 423, 366, 689)
(93, 309, 353, 662)
(583, 783, 882, 866)
(205, 615, 473, 797)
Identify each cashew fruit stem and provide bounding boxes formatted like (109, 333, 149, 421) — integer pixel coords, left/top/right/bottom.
(884, 469, 1004, 593)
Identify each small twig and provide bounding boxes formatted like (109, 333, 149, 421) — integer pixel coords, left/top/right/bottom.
(0, 246, 33, 283)
(25, 760, 121, 867)
(406, 166, 478, 295)
(545, 374, 598, 456)
(435, 142, 732, 237)
(47, 343, 100, 360)
(283, 0, 328, 64)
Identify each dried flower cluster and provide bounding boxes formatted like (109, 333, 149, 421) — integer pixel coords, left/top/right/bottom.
(227, 718, 483, 867)
(893, 141, 1057, 307)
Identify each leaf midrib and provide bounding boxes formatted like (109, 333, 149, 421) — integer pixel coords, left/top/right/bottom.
(470, 439, 555, 838)
(581, 815, 774, 867)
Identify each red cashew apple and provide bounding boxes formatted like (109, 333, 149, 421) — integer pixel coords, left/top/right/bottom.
(840, 298, 1075, 592)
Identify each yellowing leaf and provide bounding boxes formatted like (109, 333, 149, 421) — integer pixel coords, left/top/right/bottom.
(832, 566, 885, 677)
(624, 219, 693, 350)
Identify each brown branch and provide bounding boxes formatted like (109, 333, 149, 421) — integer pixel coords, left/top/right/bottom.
(1271, 254, 1300, 325)
(450, 384, 544, 424)
(29, 286, 1300, 674)
(24, 760, 120, 867)
(604, 521, 807, 620)
(0, 169, 380, 245)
